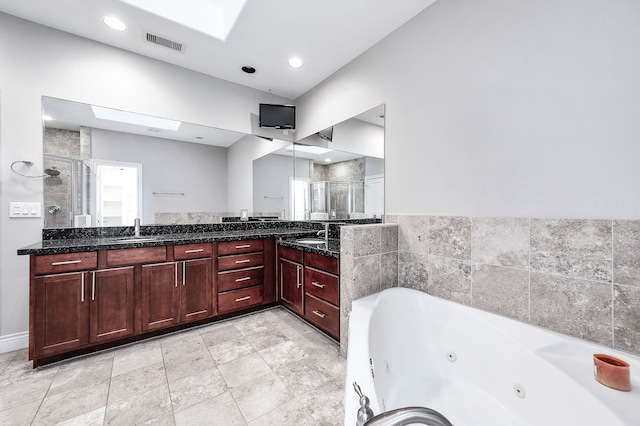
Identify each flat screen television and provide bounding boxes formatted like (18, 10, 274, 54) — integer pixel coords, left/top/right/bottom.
(316, 126, 333, 142)
(259, 103, 296, 129)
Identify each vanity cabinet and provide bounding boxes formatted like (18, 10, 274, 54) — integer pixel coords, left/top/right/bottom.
(277, 246, 340, 340)
(217, 239, 268, 313)
(31, 251, 135, 357)
(141, 243, 214, 331)
(303, 252, 340, 340)
(278, 246, 304, 315)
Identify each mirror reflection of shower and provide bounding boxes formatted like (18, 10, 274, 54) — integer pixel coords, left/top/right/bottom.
(43, 154, 91, 228)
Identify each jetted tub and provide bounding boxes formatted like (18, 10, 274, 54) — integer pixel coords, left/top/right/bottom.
(345, 288, 640, 425)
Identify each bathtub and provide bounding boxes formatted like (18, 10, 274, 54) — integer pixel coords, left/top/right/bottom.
(344, 288, 640, 426)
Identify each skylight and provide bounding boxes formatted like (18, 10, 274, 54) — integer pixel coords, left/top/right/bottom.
(91, 105, 182, 131)
(119, 0, 247, 41)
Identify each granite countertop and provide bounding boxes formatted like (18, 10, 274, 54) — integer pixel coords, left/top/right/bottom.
(17, 228, 322, 256)
(277, 238, 340, 258)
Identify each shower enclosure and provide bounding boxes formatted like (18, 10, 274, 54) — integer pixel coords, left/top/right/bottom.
(43, 154, 91, 228)
(310, 180, 364, 220)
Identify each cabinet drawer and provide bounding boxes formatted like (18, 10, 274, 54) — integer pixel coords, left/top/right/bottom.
(278, 246, 303, 263)
(35, 252, 97, 275)
(106, 246, 168, 267)
(218, 239, 264, 256)
(218, 267, 264, 292)
(218, 286, 264, 313)
(174, 243, 213, 260)
(304, 293, 339, 340)
(305, 267, 339, 305)
(218, 252, 263, 272)
(305, 251, 339, 274)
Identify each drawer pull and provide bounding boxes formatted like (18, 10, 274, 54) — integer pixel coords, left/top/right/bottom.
(184, 249, 204, 254)
(235, 276, 252, 282)
(235, 244, 251, 249)
(81, 273, 85, 302)
(51, 259, 82, 266)
(312, 310, 326, 319)
(311, 281, 325, 289)
(235, 259, 251, 264)
(235, 295, 251, 302)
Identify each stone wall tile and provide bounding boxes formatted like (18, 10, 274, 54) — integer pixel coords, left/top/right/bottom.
(353, 226, 381, 257)
(613, 220, 640, 287)
(530, 272, 612, 346)
(398, 251, 428, 291)
(471, 217, 529, 269)
(530, 219, 612, 282)
(428, 255, 472, 305)
(380, 225, 399, 254)
(394, 215, 429, 254)
(381, 252, 398, 290)
(472, 264, 529, 322)
(429, 216, 471, 260)
(614, 285, 640, 354)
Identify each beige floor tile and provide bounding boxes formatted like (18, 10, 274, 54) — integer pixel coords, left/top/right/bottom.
(230, 371, 292, 422)
(163, 349, 217, 384)
(108, 362, 167, 404)
(32, 379, 110, 425)
(0, 400, 41, 425)
(248, 399, 319, 426)
(0, 307, 346, 426)
(47, 358, 113, 397)
(104, 384, 172, 426)
(160, 330, 207, 362)
(55, 406, 105, 426)
(112, 340, 164, 377)
(174, 391, 245, 426)
(0, 375, 53, 412)
(258, 340, 308, 368)
(169, 367, 227, 413)
(297, 376, 345, 426)
(218, 352, 271, 388)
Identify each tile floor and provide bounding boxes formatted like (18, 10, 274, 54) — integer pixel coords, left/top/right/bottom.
(0, 307, 346, 425)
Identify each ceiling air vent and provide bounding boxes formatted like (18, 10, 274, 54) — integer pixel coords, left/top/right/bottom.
(144, 31, 185, 53)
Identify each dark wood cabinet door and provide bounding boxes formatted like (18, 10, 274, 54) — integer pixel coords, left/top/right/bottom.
(141, 262, 180, 331)
(279, 258, 303, 315)
(180, 258, 213, 323)
(34, 272, 88, 357)
(89, 267, 135, 343)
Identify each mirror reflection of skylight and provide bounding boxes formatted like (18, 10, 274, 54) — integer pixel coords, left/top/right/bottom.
(290, 145, 333, 155)
(119, 0, 247, 41)
(91, 105, 182, 131)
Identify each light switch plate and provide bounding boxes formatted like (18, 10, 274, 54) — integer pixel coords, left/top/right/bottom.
(9, 202, 42, 218)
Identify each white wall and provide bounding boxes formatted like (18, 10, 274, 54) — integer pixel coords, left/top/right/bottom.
(91, 129, 228, 223)
(0, 13, 291, 345)
(252, 154, 292, 215)
(331, 118, 384, 159)
(296, 0, 640, 219)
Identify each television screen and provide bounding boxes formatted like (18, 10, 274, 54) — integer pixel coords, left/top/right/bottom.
(316, 126, 333, 142)
(259, 104, 296, 129)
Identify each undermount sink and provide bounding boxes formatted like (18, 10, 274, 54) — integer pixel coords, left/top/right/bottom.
(295, 238, 327, 246)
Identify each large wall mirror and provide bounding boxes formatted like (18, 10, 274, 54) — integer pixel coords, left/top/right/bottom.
(42, 97, 384, 228)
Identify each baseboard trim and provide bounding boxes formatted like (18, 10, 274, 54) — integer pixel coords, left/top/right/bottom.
(0, 332, 28, 353)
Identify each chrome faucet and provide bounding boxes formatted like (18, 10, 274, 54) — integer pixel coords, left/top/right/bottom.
(134, 218, 141, 238)
(362, 407, 453, 426)
(316, 222, 330, 244)
(353, 382, 452, 426)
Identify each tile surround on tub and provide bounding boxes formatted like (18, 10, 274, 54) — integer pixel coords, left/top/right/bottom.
(385, 214, 640, 358)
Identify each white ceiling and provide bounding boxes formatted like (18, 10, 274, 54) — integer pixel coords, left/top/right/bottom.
(0, 0, 436, 99)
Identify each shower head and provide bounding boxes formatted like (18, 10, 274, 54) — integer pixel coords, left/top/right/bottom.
(44, 167, 60, 177)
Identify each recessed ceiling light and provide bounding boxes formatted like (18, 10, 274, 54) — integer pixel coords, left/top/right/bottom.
(42, 115, 52, 121)
(103, 16, 127, 31)
(288, 57, 303, 68)
(242, 66, 256, 74)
